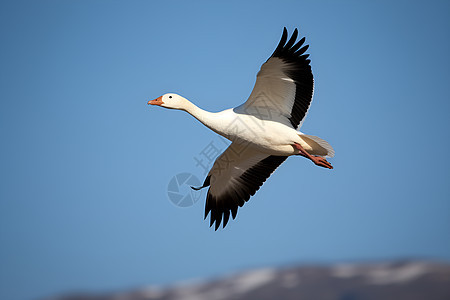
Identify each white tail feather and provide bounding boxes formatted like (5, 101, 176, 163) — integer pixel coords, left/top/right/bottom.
(298, 133, 335, 158)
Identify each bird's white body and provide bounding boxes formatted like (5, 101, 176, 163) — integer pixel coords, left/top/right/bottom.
(183, 104, 321, 156)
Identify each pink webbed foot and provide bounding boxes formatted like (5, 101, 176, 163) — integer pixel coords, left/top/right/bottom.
(292, 143, 333, 169)
(311, 156, 333, 169)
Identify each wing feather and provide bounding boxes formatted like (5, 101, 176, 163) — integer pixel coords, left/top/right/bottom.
(236, 27, 314, 129)
(200, 143, 287, 230)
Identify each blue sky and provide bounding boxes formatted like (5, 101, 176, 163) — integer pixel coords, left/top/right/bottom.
(1, 1, 449, 299)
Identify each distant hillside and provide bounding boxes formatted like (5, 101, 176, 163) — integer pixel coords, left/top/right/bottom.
(49, 261, 450, 300)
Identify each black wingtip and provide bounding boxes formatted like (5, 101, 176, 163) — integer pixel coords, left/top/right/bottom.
(231, 206, 238, 219)
(204, 202, 210, 220)
(272, 27, 288, 58)
(284, 29, 298, 49)
(290, 36, 306, 53)
(222, 211, 230, 228)
(271, 27, 310, 60)
(295, 44, 309, 56)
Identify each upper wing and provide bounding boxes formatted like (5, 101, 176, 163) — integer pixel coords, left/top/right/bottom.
(195, 142, 287, 230)
(235, 27, 314, 129)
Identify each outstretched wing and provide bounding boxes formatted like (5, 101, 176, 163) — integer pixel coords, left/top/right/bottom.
(235, 27, 314, 129)
(196, 142, 287, 230)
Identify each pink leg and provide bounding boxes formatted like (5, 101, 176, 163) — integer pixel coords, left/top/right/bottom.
(293, 143, 333, 169)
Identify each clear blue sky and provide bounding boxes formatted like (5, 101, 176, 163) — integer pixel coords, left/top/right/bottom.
(1, 1, 449, 300)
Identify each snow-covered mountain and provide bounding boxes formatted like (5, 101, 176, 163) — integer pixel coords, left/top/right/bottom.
(49, 261, 450, 300)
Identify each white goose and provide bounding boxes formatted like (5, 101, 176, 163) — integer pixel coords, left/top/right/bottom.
(149, 28, 334, 230)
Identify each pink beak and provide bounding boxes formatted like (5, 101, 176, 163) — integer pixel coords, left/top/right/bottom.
(148, 96, 164, 106)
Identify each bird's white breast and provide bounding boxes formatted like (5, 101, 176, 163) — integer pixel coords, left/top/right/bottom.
(211, 109, 301, 155)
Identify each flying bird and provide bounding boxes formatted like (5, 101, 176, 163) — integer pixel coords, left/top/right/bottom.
(149, 28, 334, 230)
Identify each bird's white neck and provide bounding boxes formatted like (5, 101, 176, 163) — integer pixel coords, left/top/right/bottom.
(182, 100, 224, 136)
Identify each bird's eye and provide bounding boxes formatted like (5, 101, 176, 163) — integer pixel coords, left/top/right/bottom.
(169, 96, 172, 99)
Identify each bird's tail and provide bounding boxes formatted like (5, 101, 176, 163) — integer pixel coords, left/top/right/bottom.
(298, 133, 335, 158)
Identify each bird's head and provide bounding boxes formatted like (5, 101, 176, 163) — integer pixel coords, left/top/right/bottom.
(148, 93, 188, 110)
